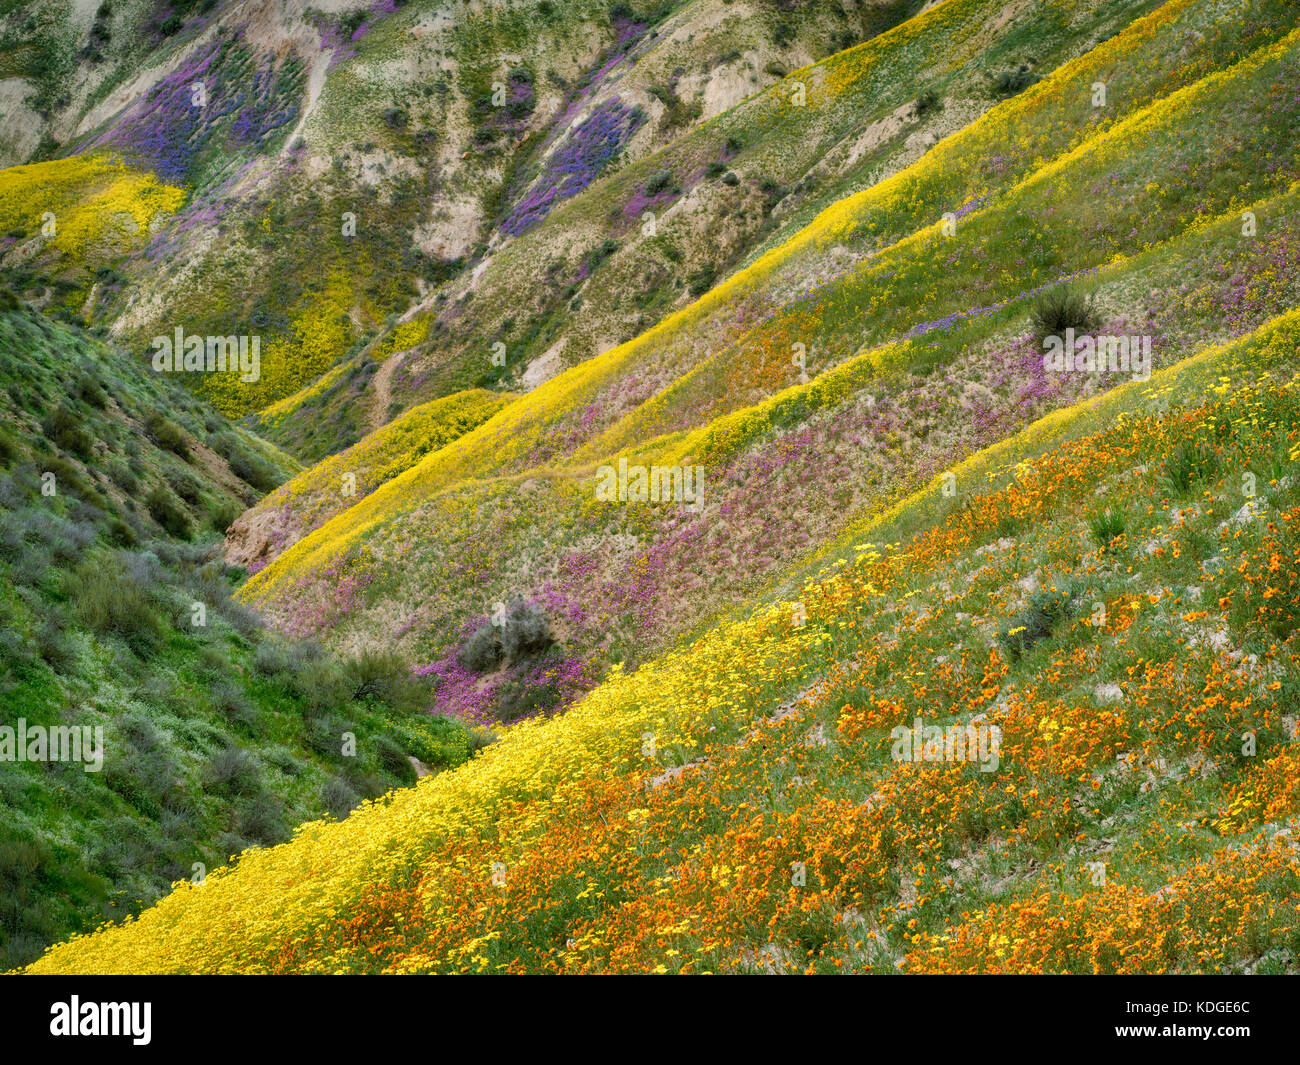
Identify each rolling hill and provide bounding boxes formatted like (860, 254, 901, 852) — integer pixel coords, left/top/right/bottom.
(1, 0, 1297, 975)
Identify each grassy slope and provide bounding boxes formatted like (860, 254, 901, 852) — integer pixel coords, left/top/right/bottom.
(12, 0, 1300, 977)
(234, 1, 1300, 688)
(24, 305, 1300, 973)
(0, 304, 476, 969)
(268, 0, 1167, 445)
(226, 388, 515, 570)
(3, 0, 893, 439)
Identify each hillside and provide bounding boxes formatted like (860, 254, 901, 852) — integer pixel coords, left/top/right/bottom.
(1, 0, 1298, 978)
(0, 303, 479, 969)
(25, 309, 1300, 973)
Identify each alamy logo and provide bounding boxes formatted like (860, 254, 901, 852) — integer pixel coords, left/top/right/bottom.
(1042, 328, 1151, 381)
(890, 715, 1001, 773)
(50, 997, 150, 1045)
(151, 326, 261, 383)
(0, 718, 104, 772)
(596, 458, 704, 509)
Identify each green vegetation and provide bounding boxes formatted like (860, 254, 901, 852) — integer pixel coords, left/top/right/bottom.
(0, 304, 476, 969)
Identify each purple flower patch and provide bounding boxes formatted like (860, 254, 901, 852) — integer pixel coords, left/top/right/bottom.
(500, 99, 646, 237)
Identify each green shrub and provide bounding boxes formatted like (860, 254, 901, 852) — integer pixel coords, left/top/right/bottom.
(1031, 286, 1101, 348)
(42, 405, 94, 460)
(914, 89, 941, 115)
(204, 746, 260, 795)
(376, 734, 415, 781)
(644, 169, 675, 196)
(145, 413, 189, 459)
(70, 558, 164, 656)
(0, 424, 19, 466)
(145, 486, 192, 539)
(167, 467, 203, 504)
(997, 584, 1080, 663)
(237, 793, 286, 845)
(456, 623, 504, 673)
(992, 64, 1040, 96)
(1088, 508, 1126, 548)
(344, 648, 427, 712)
(501, 600, 553, 661)
(322, 776, 360, 819)
(1163, 443, 1219, 498)
(688, 264, 717, 297)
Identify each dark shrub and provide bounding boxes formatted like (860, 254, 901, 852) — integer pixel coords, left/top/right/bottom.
(644, 169, 674, 196)
(75, 372, 107, 408)
(322, 776, 361, 819)
(496, 678, 561, 723)
(1030, 286, 1101, 348)
(344, 648, 426, 712)
(1162, 442, 1219, 498)
(0, 425, 19, 466)
(145, 413, 189, 459)
(204, 745, 260, 795)
(688, 264, 716, 297)
(992, 64, 1040, 96)
(42, 405, 94, 460)
(456, 623, 504, 673)
(165, 468, 202, 505)
(914, 89, 941, 115)
(34, 618, 75, 672)
(376, 734, 415, 781)
(292, 659, 350, 716)
(145, 486, 192, 539)
(501, 600, 553, 661)
(237, 793, 286, 845)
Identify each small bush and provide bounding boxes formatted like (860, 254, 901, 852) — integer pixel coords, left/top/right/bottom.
(253, 642, 292, 678)
(991, 64, 1040, 96)
(70, 559, 164, 656)
(322, 776, 361, 819)
(204, 746, 260, 795)
(74, 372, 107, 408)
(456, 624, 504, 673)
(0, 425, 20, 466)
(914, 89, 941, 116)
(42, 406, 94, 460)
(644, 169, 675, 196)
(344, 648, 426, 712)
(376, 735, 415, 781)
(237, 793, 286, 845)
(501, 600, 553, 661)
(167, 467, 203, 504)
(34, 618, 75, 672)
(292, 659, 350, 716)
(997, 585, 1079, 662)
(688, 264, 716, 297)
(145, 486, 192, 539)
(1163, 443, 1219, 498)
(145, 413, 189, 459)
(1031, 286, 1101, 348)
(1088, 508, 1126, 548)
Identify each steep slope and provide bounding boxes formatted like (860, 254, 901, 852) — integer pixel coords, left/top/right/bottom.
(0, 300, 478, 970)
(4, 0, 914, 445)
(7, 0, 1300, 979)
(256, 0, 1171, 448)
(226, 387, 514, 569)
(234, 0, 1300, 717)
(24, 305, 1300, 973)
